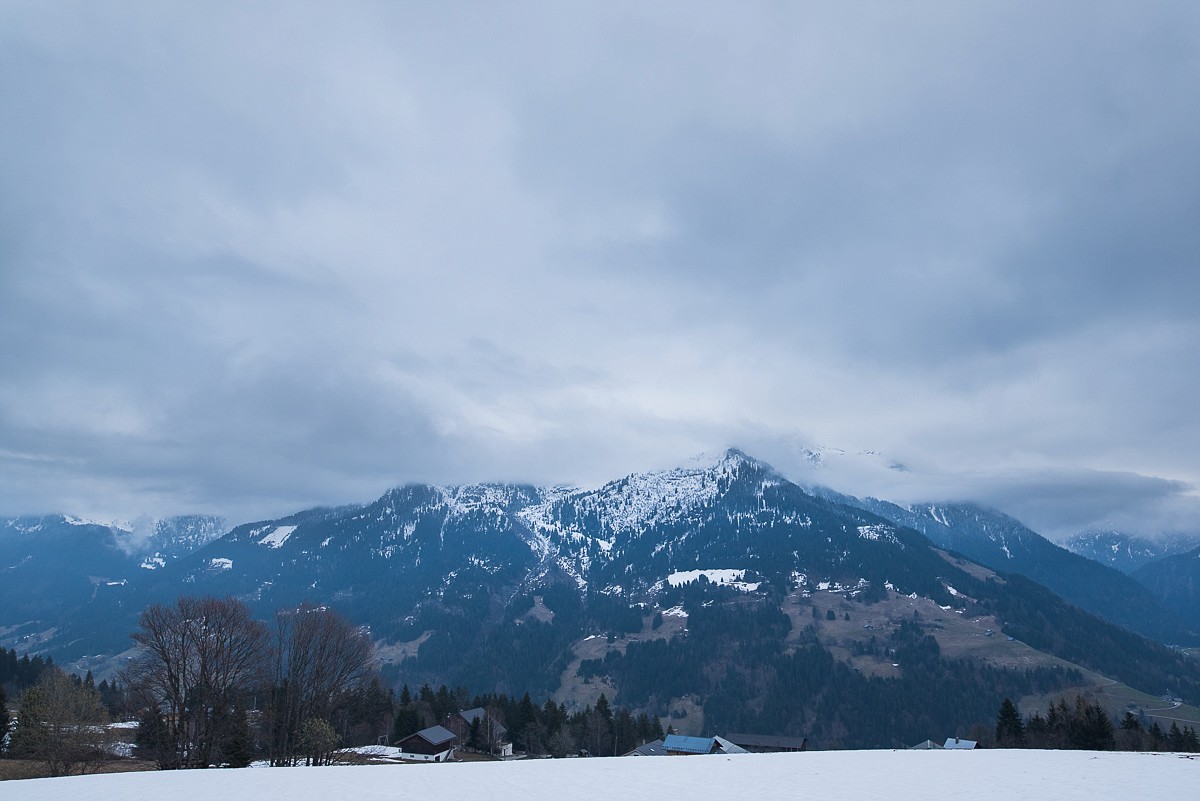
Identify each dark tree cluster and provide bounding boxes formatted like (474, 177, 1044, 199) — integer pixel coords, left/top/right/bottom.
(389, 684, 663, 758)
(987, 575, 1200, 705)
(996, 694, 1200, 752)
(0, 645, 54, 692)
(583, 603, 1080, 749)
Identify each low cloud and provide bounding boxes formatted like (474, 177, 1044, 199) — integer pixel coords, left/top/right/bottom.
(2, 2, 1198, 538)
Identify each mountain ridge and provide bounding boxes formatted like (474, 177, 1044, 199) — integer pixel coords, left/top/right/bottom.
(4, 450, 1199, 746)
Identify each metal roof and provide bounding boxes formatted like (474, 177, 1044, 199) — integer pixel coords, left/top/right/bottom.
(712, 736, 749, 754)
(943, 737, 977, 750)
(663, 734, 717, 754)
(417, 725, 458, 746)
(908, 739, 944, 750)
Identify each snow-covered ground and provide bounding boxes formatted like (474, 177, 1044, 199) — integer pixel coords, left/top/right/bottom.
(5, 749, 1196, 801)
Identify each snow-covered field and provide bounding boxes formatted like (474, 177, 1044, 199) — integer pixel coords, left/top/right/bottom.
(5, 749, 1196, 801)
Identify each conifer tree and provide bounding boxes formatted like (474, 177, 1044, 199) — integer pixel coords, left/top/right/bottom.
(1117, 712, 1145, 751)
(391, 704, 422, 744)
(0, 682, 9, 752)
(995, 698, 1025, 747)
(221, 702, 255, 768)
(135, 703, 173, 768)
(1183, 725, 1199, 753)
(1148, 721, 1165, 750)
(1168, 721, 1185, 751)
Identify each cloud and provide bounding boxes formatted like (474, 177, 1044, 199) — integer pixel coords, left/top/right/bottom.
(2, 1, 1199, 538)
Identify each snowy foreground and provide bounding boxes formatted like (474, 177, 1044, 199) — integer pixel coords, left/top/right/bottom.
(7, 749, 1197, 801)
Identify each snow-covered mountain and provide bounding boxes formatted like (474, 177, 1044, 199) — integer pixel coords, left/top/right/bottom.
(816, 497, 1195, 645)
(117, 450, 947, 637)
(131, 514, 228, 568)
(1065, 530, 1200, 574)
(0, 514, 228, 655)
(7, 449, 1200, 732)
(0, 515, 134, 630)
(1134, 544, 1200, 622)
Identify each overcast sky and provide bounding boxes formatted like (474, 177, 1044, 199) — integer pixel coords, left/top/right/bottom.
(2, 1, 1198, 538)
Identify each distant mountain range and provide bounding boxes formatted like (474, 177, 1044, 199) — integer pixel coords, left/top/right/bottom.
(811, 497, 1195, 645)
(1134, 545, 1200, 623)
(1064, 530, 1200, 574)
(0, 513, 226, 635)
(3, 450, 1198, 747)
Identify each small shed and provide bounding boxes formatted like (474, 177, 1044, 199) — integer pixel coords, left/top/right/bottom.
(397, 725, 458, 762)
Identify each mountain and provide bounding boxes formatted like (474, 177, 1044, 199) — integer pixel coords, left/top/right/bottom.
(0, 516, 134, 632)
(1065, 530, 1200, 574)
(0, 513, 227, 655)
(1134, 545, 1200, 622)
(5, 451, 1200, 747)
(818, 497, 1196, 645)
(131, 514, 228, 569)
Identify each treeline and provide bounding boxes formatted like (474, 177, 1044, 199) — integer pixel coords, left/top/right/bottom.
(1, 598, 399, 775)
(0, 645, 54, 693)
(3, 665, 112, 776)
(390, 684, 664, 757)
(995, 695, 1200, 752)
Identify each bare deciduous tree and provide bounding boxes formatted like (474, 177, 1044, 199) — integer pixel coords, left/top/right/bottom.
(267, 604, 376, 765)
(125, 596, 270, 769)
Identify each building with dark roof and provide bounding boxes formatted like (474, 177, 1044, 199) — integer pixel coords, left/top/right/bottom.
(444, 707, 512, 756)
(725, 733, 808, 753)
(624, 738, 667, 756)
(396, 725, 458, 762)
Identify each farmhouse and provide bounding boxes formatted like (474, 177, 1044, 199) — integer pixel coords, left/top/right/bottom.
(396, 725, 458, 762)
(444, 707, 513, 756)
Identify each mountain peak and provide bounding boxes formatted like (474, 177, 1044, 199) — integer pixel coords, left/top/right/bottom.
(684, 447, 773, 475)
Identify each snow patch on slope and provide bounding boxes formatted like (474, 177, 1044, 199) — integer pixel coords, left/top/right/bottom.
(667, 568, 760, 592)
(258, 525, 297, 548)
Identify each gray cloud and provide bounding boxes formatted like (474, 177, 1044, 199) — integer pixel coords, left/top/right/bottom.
(2, 1, 1199, 538)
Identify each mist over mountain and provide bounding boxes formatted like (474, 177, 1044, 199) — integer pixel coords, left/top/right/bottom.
(1134, 545, 1200, 623)
(1065, 530, 1200, 574)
